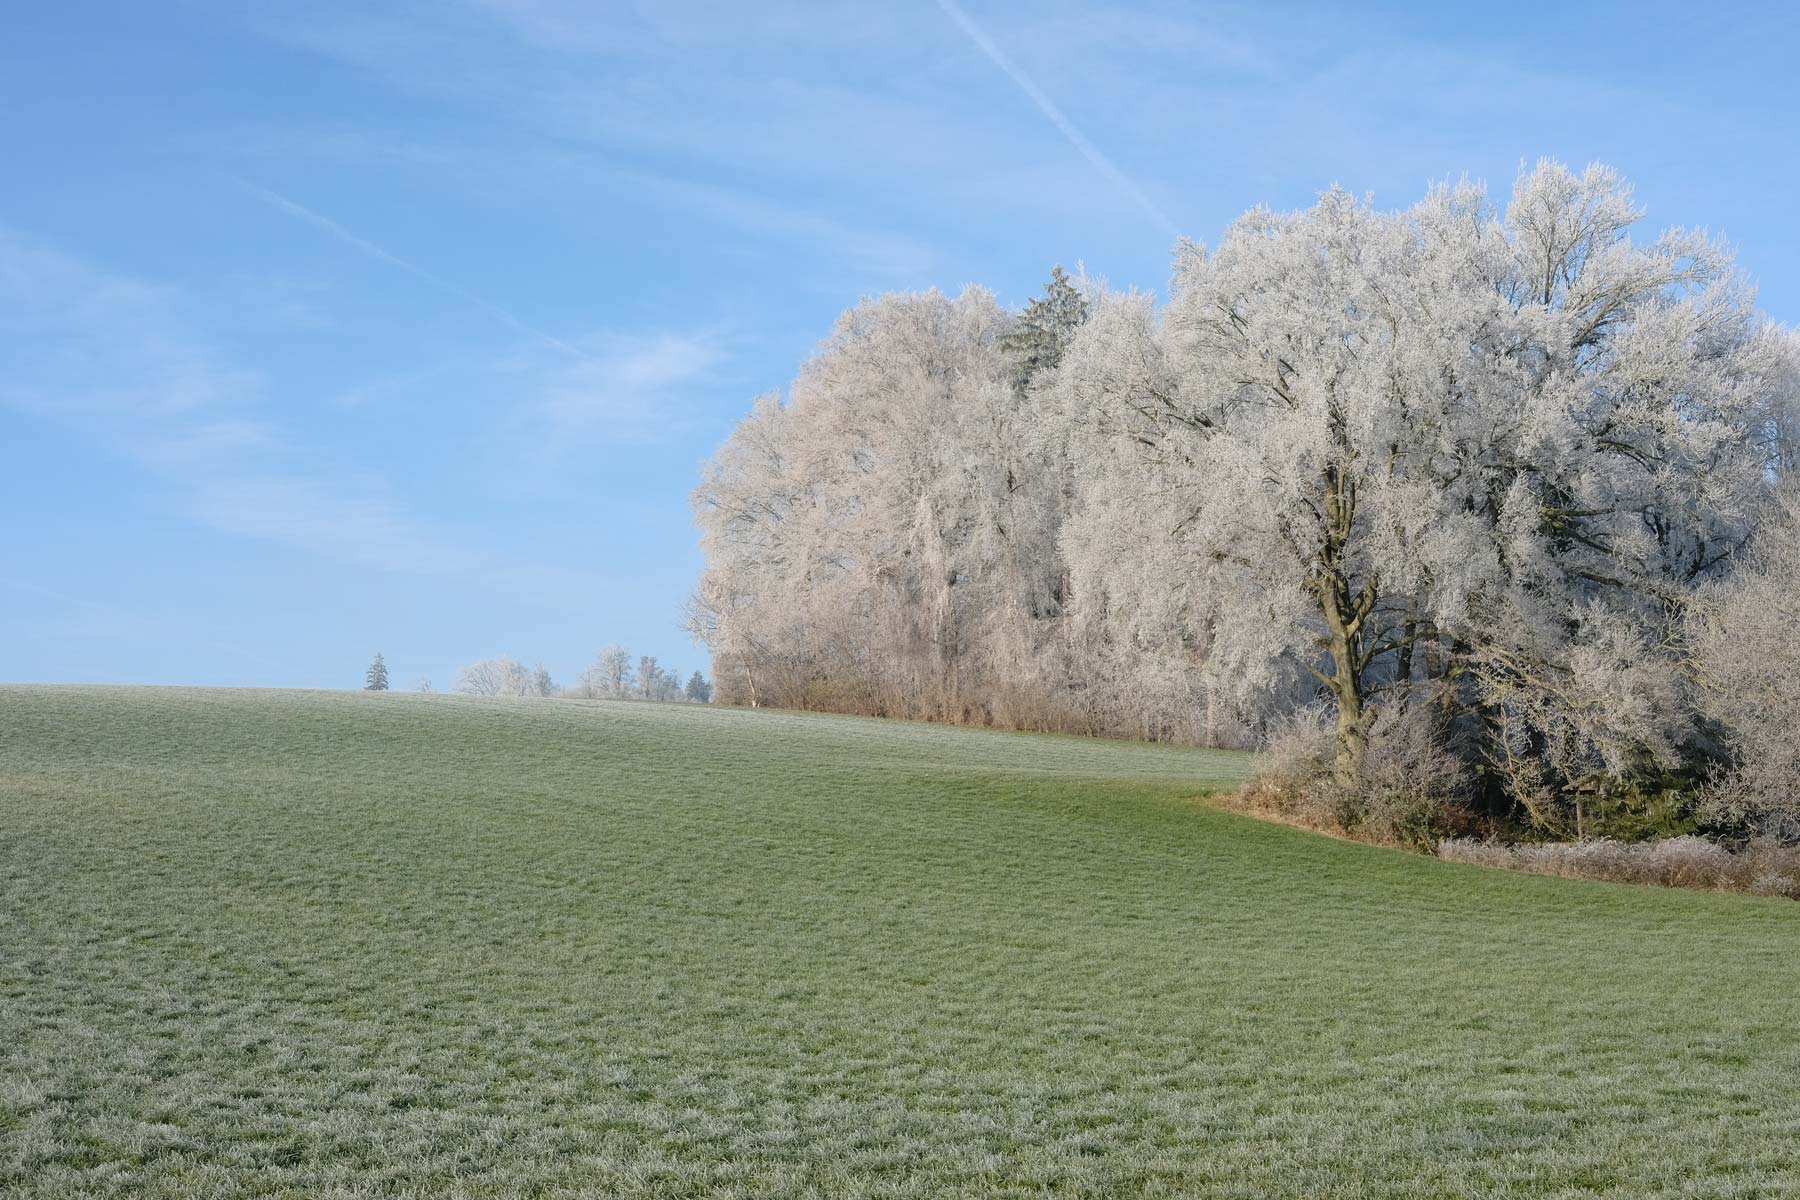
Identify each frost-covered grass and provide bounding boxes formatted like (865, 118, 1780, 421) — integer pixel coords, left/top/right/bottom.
(3, 686, 1798, 1198)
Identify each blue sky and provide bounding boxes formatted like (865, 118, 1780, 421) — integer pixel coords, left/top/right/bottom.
(4, 0, 1796, 690)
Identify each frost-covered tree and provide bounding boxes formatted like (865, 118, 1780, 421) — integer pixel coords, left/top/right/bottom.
(1690, 491, 1800, 834)
(1061, 162, 1785, 817)
(363, 652, 389, 692)
(691, 286, 1075, 724)
(1758, 330, 1800, 476)
(453, 658, 557, 698)
(455, 656, 533, 697)
(576, 645, 634, 698)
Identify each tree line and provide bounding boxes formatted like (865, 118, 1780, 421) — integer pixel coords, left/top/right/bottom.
(361, 649, 712, 704)
(689, 161, 1800, 843)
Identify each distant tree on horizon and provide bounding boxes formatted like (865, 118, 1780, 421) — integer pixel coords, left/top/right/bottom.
(576, 645, 634, 698)
(685, 670, 712, 703)
(455, 655, 555, 698)
(364, 653, 389, 692)
(455, 656, 530, 697)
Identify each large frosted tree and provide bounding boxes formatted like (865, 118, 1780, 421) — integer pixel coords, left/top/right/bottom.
(1062, 162, 1785, 812)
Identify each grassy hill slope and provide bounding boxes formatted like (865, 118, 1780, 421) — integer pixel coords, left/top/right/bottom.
(2, 686, 1797, 1197)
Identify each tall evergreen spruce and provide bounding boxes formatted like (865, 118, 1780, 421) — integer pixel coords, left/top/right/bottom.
(1000, 264, 1089, 392)
(364, 653, 389, 692)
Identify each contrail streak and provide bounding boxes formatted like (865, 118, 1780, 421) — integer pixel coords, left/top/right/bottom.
(932, 0, 1178, 239)
(234, 178, 590, 360)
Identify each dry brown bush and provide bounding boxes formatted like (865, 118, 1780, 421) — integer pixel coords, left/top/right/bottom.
(1436, 835, 1800, 898)
(1232, 703, 1470, 847)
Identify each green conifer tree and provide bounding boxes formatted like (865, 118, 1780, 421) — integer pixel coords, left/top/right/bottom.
(1000, 264, 1089, 392)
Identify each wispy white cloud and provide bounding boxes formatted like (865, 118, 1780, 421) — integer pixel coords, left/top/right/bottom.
(535, 331, 724, 439)
(0, 225, 496, 578)
(132, 418, 284, 468)
(226, 122, 948, 286)
(234, 176, 740, 445)
(330, 361, 459, 410)
(607, 168, 940, 282)
(226, 5, 969, 277)
(2, 221, 726, 605)
(234, 177, 592, 359)
(0, 228, 261, 419)
(179, 474, 490, 576)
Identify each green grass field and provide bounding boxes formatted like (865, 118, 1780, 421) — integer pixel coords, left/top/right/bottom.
(3, 686, 1798, 1198)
